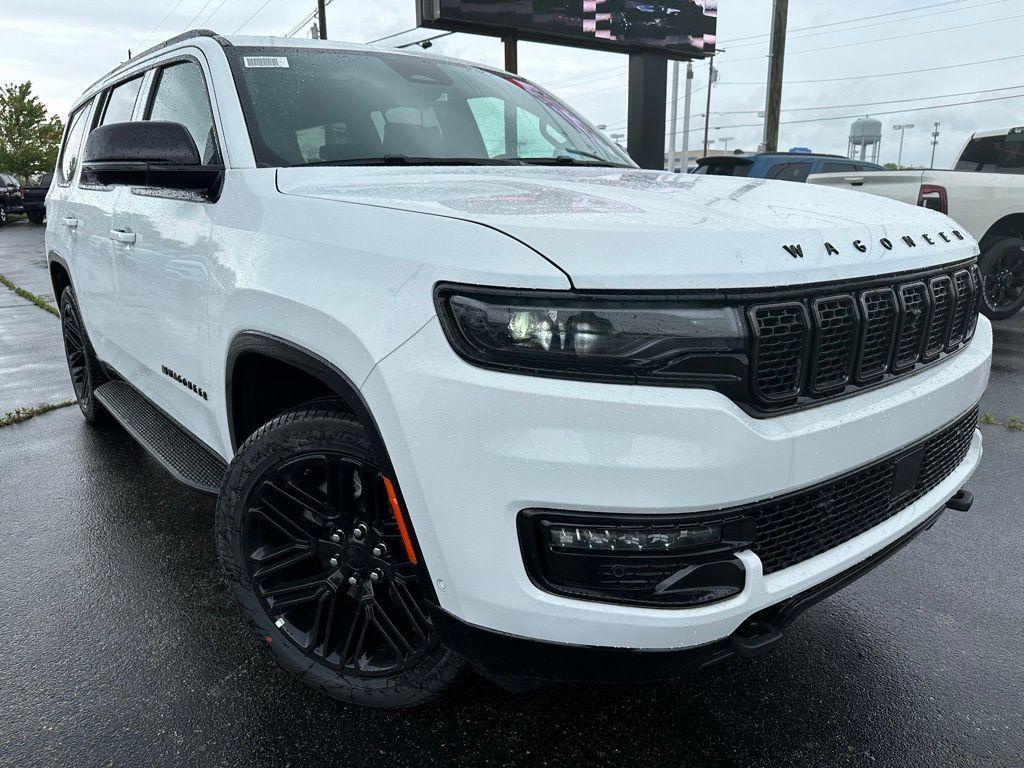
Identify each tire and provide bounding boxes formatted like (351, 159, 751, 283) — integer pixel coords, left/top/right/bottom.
(28, 210, 44, 225)
(59, 286, 109, 423)
(217, 402, 464, 708)
(0, 205, 8, 226)
(979, 236, 1024, 321)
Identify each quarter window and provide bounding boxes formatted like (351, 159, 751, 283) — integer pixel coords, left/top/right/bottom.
(101, 76, 143, 126)
(147, 62, 220, 164)
(58, 101, 92, 183)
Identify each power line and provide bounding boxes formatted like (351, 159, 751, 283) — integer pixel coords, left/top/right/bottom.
(722, 0, 976, 43)
(200, 0, 231, 27)
(678, 92, 1024, 135)
(233, 0, 279, 34)
(724, 0, 1005, 50)
(724, 12, 1024, 64)
(284, 0, 335, 37)
(183, 0, 217, 30)
(137, 0, 189, 49)
(775, 51, 1024, 85)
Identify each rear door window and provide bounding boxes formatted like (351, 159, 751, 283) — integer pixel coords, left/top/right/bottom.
(58, 100, 92, 184)
(820, 161, 856, 173)
(100, 76, 143, 126)
(766, 162, 813, 182)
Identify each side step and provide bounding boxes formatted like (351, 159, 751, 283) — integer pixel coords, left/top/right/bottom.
(94, 381, 226, 496)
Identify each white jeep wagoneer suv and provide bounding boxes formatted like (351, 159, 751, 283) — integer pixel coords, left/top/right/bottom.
(46, 31, 991, 707)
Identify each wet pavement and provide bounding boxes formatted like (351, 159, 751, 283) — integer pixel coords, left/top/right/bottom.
(1, 222, 1022, 767)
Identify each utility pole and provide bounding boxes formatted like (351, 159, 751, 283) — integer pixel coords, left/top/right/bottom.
(761, 0, 790, 152)
(702, 55, 715, 157)
(893, 123, 914, 168)
(316, 0, 327, 39)
(503, 37, 518, 74)
(681, 61, 693, 172)
(667, 61, 680, 172)
(930, 122, 941, 168)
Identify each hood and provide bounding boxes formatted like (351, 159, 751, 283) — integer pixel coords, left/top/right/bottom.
(276, 166, 978, 290)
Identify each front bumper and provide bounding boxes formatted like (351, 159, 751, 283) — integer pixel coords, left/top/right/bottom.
(361, 315, 991, 650)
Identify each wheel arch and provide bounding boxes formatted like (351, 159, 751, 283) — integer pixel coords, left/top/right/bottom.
(48, 250, 72, 302)
(979, 213, 1024, 250)
(225, 331, 389, 462)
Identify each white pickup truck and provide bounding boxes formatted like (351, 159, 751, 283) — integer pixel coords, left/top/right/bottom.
(808, 127, 1024, 320)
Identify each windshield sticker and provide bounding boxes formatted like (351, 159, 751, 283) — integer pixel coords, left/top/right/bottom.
(243, 56, 289, 68)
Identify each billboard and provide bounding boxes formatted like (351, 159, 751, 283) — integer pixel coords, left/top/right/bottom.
(417, 1, 718, 59)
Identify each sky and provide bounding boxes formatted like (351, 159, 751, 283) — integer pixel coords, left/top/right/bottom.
(2, 0, 1023, 168)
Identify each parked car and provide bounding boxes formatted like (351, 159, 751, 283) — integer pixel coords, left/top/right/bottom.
(0, 172, 24, 225)
(20, 172, 52, 224)
(48, 31, 990, 708)
(694, 152, 883, 181)
(808, 126, 1024, 320)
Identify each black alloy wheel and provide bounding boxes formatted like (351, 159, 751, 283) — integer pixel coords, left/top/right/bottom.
(218, 404, 463, 707)
(980, 236, 1024, 321)
(59, 286, 108, 422)
(244, 452, 432, 676)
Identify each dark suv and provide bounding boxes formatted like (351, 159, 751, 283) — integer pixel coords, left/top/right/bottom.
(694, 152, 883, 182)
(0, 172, 24, 225)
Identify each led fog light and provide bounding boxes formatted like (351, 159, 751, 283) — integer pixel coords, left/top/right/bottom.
(547, 524, 722, 552)
(519, 511, 756, 608)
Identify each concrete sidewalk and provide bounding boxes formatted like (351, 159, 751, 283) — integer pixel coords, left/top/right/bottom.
(0, 220, 75, 414)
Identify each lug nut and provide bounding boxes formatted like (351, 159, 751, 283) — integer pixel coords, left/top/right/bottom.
(370, 568, 384, 583)
(330, 532, 342, 543)
(353, 523, 368, 540)
(329, 556, 339, 567)
(372, 543, 387, 557)
(348, 575, 358, 586)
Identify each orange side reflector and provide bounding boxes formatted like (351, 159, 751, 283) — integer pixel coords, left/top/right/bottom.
(381, 475, 418, 565)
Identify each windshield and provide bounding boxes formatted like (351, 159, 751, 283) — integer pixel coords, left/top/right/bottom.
(227, 47, 633, 169)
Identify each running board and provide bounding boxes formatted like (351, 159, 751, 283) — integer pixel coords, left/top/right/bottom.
(94, 381, 226, 496)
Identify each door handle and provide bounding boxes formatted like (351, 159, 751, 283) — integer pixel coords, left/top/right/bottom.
(62, 217, 79, 228)
(110, 229, 136, 245)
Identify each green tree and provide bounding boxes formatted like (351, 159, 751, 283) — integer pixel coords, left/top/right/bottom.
(0, 82, 64, 182)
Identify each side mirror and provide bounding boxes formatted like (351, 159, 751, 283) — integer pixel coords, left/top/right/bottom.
(82, 121, 222, 198)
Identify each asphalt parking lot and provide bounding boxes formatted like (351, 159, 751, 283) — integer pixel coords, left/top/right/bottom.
(1, 218, 1022, 767)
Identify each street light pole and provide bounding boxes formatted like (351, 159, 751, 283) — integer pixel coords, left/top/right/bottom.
(668, 60, 680, 172)
(702, 55, 715, 157)
(893, 123, 914, 169)
(718, 136, 735, 152)
(681, 61, 693, 172)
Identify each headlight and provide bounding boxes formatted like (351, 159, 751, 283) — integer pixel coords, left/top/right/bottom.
(434, 284, 747, 385)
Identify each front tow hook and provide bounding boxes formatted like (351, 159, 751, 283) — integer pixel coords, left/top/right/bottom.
(729, 618, 784, 658)
(946, 488, 974, 512)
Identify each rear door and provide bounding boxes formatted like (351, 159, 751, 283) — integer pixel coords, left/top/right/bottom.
(113, 55, 219, 443)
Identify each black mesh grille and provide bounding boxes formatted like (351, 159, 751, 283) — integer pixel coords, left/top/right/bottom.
(809, 296, 856, 393)
(946, 269, 973, 350)
(750, 303, 807, 402)
(750, 407, 977, 575)
(857, 289, 898, 381)
(748, 262, 978, 412)
(924, 275, 953, 359)
(894, 282, 929, 371)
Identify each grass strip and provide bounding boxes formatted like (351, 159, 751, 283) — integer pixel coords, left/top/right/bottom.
(0, 272, 59, 317)
(0, 400, 76, 429)
(980, 412, 1024, 432)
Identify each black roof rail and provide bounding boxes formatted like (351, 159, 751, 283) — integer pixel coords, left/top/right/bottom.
(82, 29, 232, 97)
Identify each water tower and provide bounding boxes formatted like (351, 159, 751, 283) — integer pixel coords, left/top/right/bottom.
(848, 117, 882, 164)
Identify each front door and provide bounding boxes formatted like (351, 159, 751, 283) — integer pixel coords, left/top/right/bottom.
(111, 58, 222, 446)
